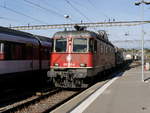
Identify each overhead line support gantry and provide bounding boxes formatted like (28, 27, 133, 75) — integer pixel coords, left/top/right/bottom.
(9, 20, 150, 30)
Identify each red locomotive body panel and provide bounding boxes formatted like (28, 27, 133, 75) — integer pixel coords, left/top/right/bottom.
(50, 53, 93, 68)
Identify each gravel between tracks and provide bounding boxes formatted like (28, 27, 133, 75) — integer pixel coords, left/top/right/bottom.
(14, 90, 77, 113)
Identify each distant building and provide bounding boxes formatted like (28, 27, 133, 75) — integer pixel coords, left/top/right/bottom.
(125, 54, 132, 60)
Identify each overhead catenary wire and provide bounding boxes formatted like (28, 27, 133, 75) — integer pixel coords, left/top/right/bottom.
(23, 0, 65, 19)
(64, 0, 92, 22)
(68, 0, 98, 22)
(37, 0, 76, 22)
(87, 0, 112, 20)
(0, 5, 48, 24)
(0, 16, 19, 22)
(0, 16, 23, 27)
(40, 0, 64, 15)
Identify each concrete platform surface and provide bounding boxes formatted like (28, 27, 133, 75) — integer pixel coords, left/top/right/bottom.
(81, 66, 150, 113)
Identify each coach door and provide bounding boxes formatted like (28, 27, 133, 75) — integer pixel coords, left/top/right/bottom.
(32, 44, 40, 71)
(24, 43, 33, 72)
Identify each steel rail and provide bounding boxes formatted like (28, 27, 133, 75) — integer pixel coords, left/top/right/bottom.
(1, 88, 61, 113)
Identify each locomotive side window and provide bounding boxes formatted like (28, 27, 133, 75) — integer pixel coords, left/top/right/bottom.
(103, 45, 105, 54)
(89, 39, 93, 52)
(94, 40, 97, 53)
(73, 38, 87, 52)
(106, 46, 107, 54)
(100, 43, 103, 54)
(55, 38, 67, 52)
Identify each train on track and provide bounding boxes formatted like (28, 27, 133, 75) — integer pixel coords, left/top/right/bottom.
(0, 26, 124, 89)
(0, 26, 52, 87)
(47, 26, 124, 88)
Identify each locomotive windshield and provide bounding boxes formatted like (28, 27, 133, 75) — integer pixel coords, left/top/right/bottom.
(73, 38, 87, 52)
(55, 38, 67, 52)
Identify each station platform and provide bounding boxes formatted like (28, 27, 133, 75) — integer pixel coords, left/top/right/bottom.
(75, 66, 150, 113)
(51, 65, 150, 113)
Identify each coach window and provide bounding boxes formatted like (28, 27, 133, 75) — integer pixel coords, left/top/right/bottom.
(4, 42, 13, 60)
(25, 44, 33, 60)
(55, 38, 67, 52)
(0, 43, 4, 53)
(0, 43, 4, 60)
(73, 38, 87, 52)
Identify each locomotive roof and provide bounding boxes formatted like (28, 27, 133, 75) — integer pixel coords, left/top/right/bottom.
(53, 30, 97, 38)
(0, 26, 36, 39)
(53, 30, 114, 47)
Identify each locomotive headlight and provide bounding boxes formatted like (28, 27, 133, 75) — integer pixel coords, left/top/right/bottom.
(54, 63, 59, 67)
(80, 63, 86, 67)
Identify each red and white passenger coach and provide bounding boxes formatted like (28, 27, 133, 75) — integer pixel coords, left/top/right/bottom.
(0, 26, 52, 87)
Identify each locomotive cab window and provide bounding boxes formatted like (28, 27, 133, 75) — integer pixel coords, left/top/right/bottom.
(54, 38, 67, 52)
(73, 38, 87, 52)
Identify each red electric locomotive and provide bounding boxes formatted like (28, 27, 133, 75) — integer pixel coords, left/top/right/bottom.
(47, 26, 116, 88)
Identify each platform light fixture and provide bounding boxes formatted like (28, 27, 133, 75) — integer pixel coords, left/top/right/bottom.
(135, 0, 150, 82)
(64, 14, 70, 30)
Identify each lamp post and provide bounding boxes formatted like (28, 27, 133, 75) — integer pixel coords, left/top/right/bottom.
(64, 15, 70, 31)
(135, 0, 150, 82)
(64, 15, 70, 24)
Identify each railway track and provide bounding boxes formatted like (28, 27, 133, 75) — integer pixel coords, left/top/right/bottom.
(0, 62, 131, 113)
(0, 87, 52, 107)
(0, 88, 82, 113)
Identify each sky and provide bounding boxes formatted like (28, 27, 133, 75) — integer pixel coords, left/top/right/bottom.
(0, 0, 150, 48)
